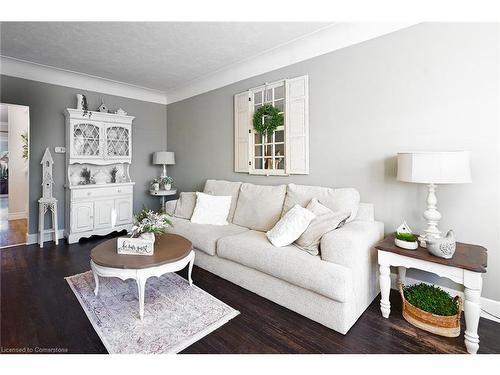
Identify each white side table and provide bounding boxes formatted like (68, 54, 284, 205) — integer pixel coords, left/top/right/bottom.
(149, 189, 177, 211)
(376, 235, 487, 354)
(38, 197, 59, 248)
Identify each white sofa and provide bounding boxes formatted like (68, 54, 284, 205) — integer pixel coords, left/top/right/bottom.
(165, 180, 384, 334)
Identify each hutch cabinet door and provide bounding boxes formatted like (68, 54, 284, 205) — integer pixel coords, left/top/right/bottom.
(115, 198, 133, 225)
(105, 124, 131, 160)
(71, 202, 94, 233)
(70, 120, 104, 160)
(94, 199, 115, 229)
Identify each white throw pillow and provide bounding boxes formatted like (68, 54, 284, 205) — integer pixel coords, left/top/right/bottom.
(190, 192, 232, 225)
(266, 204, 316, 247)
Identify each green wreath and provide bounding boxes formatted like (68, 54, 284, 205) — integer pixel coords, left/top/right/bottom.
(253, 104, 284, 136)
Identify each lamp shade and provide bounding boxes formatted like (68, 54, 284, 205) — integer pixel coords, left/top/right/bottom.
(397, 151, 471, 184)
(153, 151, 175, 165)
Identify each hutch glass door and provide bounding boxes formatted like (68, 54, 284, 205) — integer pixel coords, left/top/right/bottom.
(105, 125, 130, 159)
(71, 121, 103, 159)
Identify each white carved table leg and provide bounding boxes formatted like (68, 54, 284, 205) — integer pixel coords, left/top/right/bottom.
(38, 203, 44, 248)
(379, 264, 391, 318)
(188, 252, 195, 286)
(52, 203, 59, 245)
(136, 274, 147, 320)
(464, 272, 482, 354)
(90, 261, 100, 296)
(398, 266, 407, 287)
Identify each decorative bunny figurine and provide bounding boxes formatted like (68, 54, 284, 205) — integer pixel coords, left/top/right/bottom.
(426, 230, 456, 259)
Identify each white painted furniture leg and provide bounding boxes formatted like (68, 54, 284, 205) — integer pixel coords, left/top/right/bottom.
(397, 266, 406, 287)
(136, 275, 146, 320)
(38, 203, 44, 248)
(379, 264, 391, 318)
(188, 252, 195, 286)
(464, 272, 482, 354)
(53, 202, 59, 245)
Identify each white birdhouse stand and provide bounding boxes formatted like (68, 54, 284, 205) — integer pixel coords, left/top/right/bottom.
(38, 148, 58, 248)
(41, 148, 54, 198)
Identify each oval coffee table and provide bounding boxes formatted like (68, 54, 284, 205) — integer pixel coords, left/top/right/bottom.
(90, 233, 194, 320)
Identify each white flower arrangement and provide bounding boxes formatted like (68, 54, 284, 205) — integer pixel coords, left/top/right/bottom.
(130, 208, 173, 237)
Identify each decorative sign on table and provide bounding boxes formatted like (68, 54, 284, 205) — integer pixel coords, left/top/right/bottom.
(117, 237, 154, 256)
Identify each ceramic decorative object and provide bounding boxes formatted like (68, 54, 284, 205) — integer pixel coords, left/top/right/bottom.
(94, 169, 108, 184)
(98, 100, 108, 113)
(164, 183, 172, 191)
(426, 230, 456, 259)
(70, 172, 81, 186)
(394, 220, 418, 250)
(116, 108, 127, 116)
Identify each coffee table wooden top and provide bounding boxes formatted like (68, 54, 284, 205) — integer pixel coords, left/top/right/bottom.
(376, 234, 487, 273)
(90, 233, 192, 269)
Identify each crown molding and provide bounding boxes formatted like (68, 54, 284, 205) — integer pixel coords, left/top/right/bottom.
(0, 56, 168, 105)
(167, 22, 419, 104)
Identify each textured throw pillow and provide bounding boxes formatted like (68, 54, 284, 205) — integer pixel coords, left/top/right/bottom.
(173, 192, 197, 219)
(190, 192, 232, 225)
(266, 204, 316, 247)
(203, 179, 242, 222)
(294, 198, 350, 256)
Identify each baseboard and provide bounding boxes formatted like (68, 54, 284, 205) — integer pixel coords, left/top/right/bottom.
(26, 230, 65, 245)
(8, 211, 27, 220)
(390, 273, 500, 323)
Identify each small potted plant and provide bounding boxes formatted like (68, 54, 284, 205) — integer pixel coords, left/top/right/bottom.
(400, 283, 462, 337)
(130, 208, 172, 243)
(110, 166, 119, 183)
(160, 176, 173, 190)
(394, 221, 418, 250)
(80, 167, 92, 185)
(150, 177, 160, 191)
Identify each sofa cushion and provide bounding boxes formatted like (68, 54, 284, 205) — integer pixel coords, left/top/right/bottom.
(282, 183, 360, 222)
(174, 192, 197, 219)
(203, 179, 242, 222)
(191, 192, 232, 225)
(266, 204, 315, 247)
(217, 230, 351, 302)
(232, 183, 287, 232)
(167, 216, 248, 256)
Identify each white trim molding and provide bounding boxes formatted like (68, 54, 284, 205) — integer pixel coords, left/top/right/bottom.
(390, 274, 500, 324)
(0, 56, 168, 105)
(26, 229, 64, 245)
(167, 22, 418, 103)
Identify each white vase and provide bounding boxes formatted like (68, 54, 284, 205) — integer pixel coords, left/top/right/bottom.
(70, 173, 81, 186)
(152, 183, 160, 191)
(164, 183, 171, 191)
(76, 94, 84, 110)
(140, 232, 155, 243)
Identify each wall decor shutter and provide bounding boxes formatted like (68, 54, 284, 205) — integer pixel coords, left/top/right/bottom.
(234, 91, 251, 172)
(285, 75, 309, 175)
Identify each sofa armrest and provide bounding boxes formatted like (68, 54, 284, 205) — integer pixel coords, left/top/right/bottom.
(165, 199, 178, 215)
(320, 220, 384, 269)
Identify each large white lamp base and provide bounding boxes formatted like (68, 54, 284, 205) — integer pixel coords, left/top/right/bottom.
(419, 183, 442, 248)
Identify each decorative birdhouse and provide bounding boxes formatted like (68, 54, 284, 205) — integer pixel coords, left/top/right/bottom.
(40, 147, 54, 199)
(396, 220, 413, 235)
(98, 100, 108, 113)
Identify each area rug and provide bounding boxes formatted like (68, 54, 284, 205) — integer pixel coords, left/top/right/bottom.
(66, 271, 239, 354)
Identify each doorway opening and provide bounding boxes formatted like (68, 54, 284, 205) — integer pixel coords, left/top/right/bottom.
(0, 103, 30, 248)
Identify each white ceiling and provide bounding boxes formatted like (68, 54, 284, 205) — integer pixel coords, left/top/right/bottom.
(0, 22, 333, 92)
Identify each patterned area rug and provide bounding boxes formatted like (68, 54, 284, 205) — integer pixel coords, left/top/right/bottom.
(66, 271, 239, 353)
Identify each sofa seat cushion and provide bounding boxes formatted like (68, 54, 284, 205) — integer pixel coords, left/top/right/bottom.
(167, 216, 248, 256)
(217, 230, 351, 302)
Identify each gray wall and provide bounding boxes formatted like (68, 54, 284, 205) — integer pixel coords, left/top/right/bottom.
(0, 75, 167, 234)
(167, 23, 500, 300)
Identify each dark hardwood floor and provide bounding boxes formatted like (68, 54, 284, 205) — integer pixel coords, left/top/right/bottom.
(1, 235, 499, 354)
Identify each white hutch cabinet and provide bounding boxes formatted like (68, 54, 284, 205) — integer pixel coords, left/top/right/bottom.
(64, 109, 135, 244)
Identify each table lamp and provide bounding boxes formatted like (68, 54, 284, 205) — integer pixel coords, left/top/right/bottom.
(397, 151, 471, 247)
(153, 151, 175, 178)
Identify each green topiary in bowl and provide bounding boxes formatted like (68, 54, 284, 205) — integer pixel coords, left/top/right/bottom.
(396, 232, 418, 242)
(403, 283, 459, 316)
